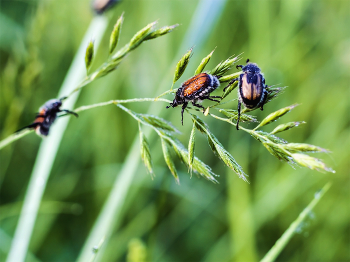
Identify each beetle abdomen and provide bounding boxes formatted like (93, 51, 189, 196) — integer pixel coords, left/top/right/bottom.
(240, 73, 264, 108)
(183, 73, 211, 97)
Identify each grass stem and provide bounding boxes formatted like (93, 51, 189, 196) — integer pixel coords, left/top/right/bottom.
(6, 16, 108, 262)
(260, 182, 332, 262)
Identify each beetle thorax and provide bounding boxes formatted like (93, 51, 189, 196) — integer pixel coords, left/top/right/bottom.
(243, 63, 261, 74)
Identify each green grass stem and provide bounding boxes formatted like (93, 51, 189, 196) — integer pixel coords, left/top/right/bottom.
(5, 16, 109, 262)
(74, 98, 171, 113)
(0, 129, 32, 150)
(260, 182, 332, 262)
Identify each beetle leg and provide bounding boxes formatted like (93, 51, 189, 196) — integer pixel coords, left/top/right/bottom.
(59, 109, 78, 117)
(191, 101, 205, 112)
(58, 113, 77, 118)
(59, 96, 68, 101)
(206, 96, 220, 103)
(236, 100, 241, 130)
(223, 78, 238, 92)
(260, 89, 269, 111)
(181, 102, 188, 125)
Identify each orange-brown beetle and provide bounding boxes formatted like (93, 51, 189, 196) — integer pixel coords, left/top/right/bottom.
(167, 73, 220, 125)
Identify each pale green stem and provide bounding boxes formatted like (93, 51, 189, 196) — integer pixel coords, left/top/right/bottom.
(74, 98, 171, 113)
(116, 104, 171, 141)
(76, 1, 228, 261)
(0, 98, 171, 150)
(89, 237, 105, 262)
(6, 16, 108, 262)
(240, 126, 293, 156)
(155, 89, 176, 99)
(208, 112, 235, 125)
(260, 182, 332, 262)
(0, 129, 32, 150)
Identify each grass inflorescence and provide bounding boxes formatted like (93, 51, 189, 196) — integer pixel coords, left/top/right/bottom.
(1, 43, 334, 181)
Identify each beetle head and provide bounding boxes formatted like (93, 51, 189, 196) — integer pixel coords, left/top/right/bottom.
(166, 88, 184, 108)
(243, 63, 261, 74)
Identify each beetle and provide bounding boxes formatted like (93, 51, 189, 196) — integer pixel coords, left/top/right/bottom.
(92, 0, 120, 14)
(223, 59, 268, 130)
(17, 97, 78, 136)
(166, 73, 221, 125)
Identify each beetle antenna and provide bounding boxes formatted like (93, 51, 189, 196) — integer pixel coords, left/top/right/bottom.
(246, 58, 250, 63)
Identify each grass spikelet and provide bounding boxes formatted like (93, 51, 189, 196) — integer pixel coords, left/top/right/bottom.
(195, 48, 215, 75)
(139, 123, 153, 176)
(145, 24, 179, 40)
(172, 47, 193, 87)
(85, 40, 94, 72)
(161, 138, 179, 184)
(270, 121, 306, 134)
(254, 104, 298, 130)
(109, 13, 124, 54)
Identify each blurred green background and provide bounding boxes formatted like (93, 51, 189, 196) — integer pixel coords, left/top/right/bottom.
(0, 0, 349, 261)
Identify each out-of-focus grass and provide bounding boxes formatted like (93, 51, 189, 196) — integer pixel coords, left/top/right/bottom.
(0, 0, 349, 262)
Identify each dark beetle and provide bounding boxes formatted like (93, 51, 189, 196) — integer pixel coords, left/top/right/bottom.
(224, 59, 268, 130)
(17, 97, 78, 136)
(167, 73, 221, 125)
